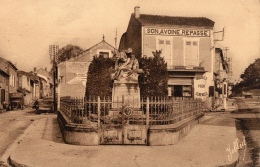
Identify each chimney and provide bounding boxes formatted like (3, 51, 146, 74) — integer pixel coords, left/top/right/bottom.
(134, 6, 140, 19)
(34, 67, 36, 72)
(45, 67, 47, 71)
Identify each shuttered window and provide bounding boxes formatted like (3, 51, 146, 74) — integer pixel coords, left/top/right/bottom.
(184, 38, 200, 66)
(157, 38, 172, 67)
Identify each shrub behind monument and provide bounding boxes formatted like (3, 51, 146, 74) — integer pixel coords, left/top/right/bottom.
(139, 50, 169, 97)
(85, 56, 115, 97)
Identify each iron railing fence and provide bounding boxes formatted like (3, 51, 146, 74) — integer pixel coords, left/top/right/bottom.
(60, 96, 204, 126)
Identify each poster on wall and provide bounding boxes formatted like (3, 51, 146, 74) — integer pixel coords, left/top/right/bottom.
(194, 75, 208, 100)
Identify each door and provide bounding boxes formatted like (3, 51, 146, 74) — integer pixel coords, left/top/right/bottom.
(1, 89, 5, 103)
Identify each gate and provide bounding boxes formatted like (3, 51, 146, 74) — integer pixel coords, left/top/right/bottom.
(93, 97, 148, 145)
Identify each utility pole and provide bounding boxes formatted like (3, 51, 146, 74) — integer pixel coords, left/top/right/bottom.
(115, 28, 117, 51)
(49, 45, 59, 113)
(223, 47, 229, 61)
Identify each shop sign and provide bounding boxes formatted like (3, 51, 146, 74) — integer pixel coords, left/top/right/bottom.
(195, 75, 207, 80)
(195, 92, 208, 96)
(195, 75, 207, 97)
(145, 28, 210, 37)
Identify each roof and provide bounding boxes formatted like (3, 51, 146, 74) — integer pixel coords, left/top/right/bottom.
(18, 70, 29, 76)
(0, 68, 9, 77)
(0, 57, 18, 71)
(85, 40, 116, 53)
(65, 39, 117, 65)
(134, 14, 215, 28)
(58, 39, 117, 64)
(18, 71, 39, 82)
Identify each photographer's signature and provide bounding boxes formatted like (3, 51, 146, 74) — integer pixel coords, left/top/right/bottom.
(226, 137, 246, 161)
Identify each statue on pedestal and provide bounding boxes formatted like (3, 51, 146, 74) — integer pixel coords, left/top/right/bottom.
(111, 48, 140, 82)
(110, 48, 143, 112)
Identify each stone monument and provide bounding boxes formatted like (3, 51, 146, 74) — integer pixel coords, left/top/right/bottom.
(110, 48, 143, 116)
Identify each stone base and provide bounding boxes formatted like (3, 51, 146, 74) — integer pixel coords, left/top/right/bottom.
(112, 82, 141, 108)
(108, 108, 144, 117)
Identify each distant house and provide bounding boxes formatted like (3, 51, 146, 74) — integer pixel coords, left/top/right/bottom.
(0, 57, 18, 107)
(214, 48, 233, 96)
(17, 71, 39, 105)
(119, 7, 215, 100)
(214, 48, 229, 81)
(58, 38, 116, 98)
(34, 68, 52, 98)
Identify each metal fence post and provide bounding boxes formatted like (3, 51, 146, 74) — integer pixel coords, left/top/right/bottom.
(146, 97, 150, 126)
(97, 96, 101, 129)
(146, 97, 149, 145)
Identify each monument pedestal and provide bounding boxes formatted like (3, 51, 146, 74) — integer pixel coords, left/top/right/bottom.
(109, 79, 143, 117)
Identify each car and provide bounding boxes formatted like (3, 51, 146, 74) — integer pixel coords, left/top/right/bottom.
(35, 97, 54, 114)
(9, 92, 25, 110)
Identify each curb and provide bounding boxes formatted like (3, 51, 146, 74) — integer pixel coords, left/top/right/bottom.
(7, 118, 47, 167)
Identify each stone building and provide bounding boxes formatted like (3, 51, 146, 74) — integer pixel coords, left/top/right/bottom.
(119, 7, 215, 100)
(17, 71, 39, 106)
(0, 57, 18, 106)
(34, 68, 52, 98)
(214, 48, 233, 96)
(58, 38, 116, 98)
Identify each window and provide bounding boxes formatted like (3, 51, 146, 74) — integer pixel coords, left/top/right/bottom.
(9, 74, 12, 86)
(182, 85, 192, 97)
(159, 40, 164, 44)
(157, 37, 172, 67)
(13, 75, 15, 88)
(168, 85, 192, 97)
(96, 49, 111, 58)
(184, 38, 200, 66)
(99, 52, 109, 58)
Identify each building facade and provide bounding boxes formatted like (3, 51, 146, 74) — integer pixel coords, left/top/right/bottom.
(58, 38, 116, 98)
(214, 48, 233, 96)
(0, 57, 18, 107)
(17, 71, 40, 105)
(119, 7, 215, 101)
(34, 68, 52, 98)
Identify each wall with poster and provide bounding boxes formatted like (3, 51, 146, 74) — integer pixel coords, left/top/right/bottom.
(194, 74, 208, 100)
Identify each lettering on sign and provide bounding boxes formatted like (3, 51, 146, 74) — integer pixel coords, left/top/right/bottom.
(145, 28, 210, 37)
(195, 75, 207, 80)
(198, 84, 205, 88)
(195, 92, 208, 96)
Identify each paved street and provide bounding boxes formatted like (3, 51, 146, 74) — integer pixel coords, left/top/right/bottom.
(207, 97, 260, 167)
(233, 98, 260, 167)
(0, 108, 60, 166)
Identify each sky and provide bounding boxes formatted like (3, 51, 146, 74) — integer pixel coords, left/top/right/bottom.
(0, 0, 259, 82)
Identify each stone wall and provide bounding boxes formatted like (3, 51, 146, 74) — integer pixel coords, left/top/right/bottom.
(58, 110, 204, 146)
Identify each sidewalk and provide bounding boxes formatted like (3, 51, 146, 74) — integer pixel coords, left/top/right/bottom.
(8, 115, 239, 167)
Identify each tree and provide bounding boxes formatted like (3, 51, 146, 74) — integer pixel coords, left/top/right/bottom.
(85, 57, 115, 97)
(138, 50, 169, 97)
(57, 44, 84, 64)
(234, 58, 260, 92)
(240, 58, 260, 86)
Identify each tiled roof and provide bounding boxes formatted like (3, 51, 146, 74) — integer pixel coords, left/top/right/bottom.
(0, 57, 18, 71)
(135, 14, 214, 27)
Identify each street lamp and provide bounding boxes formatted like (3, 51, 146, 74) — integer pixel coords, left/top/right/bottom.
(49, 45, 59, 113)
